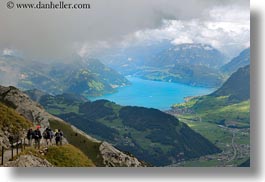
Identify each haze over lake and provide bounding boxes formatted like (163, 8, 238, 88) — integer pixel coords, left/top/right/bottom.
(90, 77, 213, 110)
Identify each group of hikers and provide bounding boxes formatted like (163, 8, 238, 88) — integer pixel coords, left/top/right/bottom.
(26, 126, 64, 149)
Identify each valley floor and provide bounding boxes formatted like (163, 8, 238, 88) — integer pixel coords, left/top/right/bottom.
(166, 115, 250, 167)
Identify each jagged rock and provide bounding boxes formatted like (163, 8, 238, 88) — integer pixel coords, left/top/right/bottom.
(99, 142, 147, 167)
(0, 85, 64, 129)
(4, 155, 53, 167)
(0, 130, 10, 148)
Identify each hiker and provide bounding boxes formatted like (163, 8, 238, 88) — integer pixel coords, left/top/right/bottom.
(43, 127, 53, 146)
(33, 126, 42, 149)
(26, 128, 34, 146)
(55, 129, 63, 146)
(49, 128, 54, 144)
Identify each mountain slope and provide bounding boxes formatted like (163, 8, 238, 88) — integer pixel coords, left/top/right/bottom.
(27, 93, 221, 166)
(0, 102, 32, 149)
(0, 54, 129, 97)
(221, 48, 250, 74)
(0, 85, 147, 167)
(169, 64, 250, 166)
(173, 65, 250, 127)
(212, 65, 250, 102)
(149, 43, 227, 68)
(100, 42, 227, 87)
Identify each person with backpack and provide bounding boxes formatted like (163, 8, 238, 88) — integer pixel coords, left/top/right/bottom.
(49, 128, 54, 144)
(33, 126, 42, 149)
(55, 129, 63, 146)
(26, 128, 34, 146)
(43, 127, 55, 145)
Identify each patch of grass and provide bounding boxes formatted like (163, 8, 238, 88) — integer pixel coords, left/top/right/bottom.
(88, 80, 104, 91)
(180, 119, 232, 150)
(0, 102, 32, 135)
(182, 158, 222, 167)
(44, 144, 95, 167)
(198, 100, 250, 125)
(17, 144, 94, 167)
(174, 96, 250, 126)
(46, 104, 79, 116)
(49, 119, 104, 166)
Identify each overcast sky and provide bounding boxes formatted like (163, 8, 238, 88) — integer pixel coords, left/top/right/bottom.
(0, 0, 249, 59)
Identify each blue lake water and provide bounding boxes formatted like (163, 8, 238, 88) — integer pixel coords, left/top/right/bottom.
(90, 77, 214, 110)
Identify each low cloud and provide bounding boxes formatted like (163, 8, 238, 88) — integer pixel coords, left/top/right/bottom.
(117, 5, 250, 58)
(0, 0, 249, 59)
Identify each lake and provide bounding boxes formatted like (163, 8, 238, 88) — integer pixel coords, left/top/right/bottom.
(90, 77, 214, 110)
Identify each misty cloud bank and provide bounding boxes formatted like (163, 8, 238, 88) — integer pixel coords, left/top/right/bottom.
(0, 0, 249, 59)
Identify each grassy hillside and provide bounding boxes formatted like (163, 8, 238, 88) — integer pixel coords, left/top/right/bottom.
(212, 65, 250, 102)
(175, 96, 250, 127)
(49, 119, 104, 166)
(18, 144, 95, 167)
(44, 145, 95, 167)
(173, 65, 250, 127)
(0, 102, 32, 136)
(170, 65, 250, 166)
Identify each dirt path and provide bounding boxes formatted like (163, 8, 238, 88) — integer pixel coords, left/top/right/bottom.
(0, 147, 22, 165)
(0, 139, 54, 166)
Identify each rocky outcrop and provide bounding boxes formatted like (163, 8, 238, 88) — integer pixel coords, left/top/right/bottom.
(99, 142, 147, 167)
(0, 85, 64, 129)
(4, 155, 53, 167)
(0, 129, 10, 148)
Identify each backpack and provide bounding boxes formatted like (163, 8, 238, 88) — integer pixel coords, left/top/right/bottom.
(33, 130, 42, 139)
(27, 129, 33, 139)
(55, 132, 62, 141)
(49, 130, 54, 138)
(43, 130, 48, 139)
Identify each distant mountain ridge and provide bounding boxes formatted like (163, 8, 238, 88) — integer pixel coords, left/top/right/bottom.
(0, 54, 129, 97)
(148, 43, 227, 68)
(212, 65, 250, 102)
(221, 48, 250, 74)
(100, 42, 227, 87)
